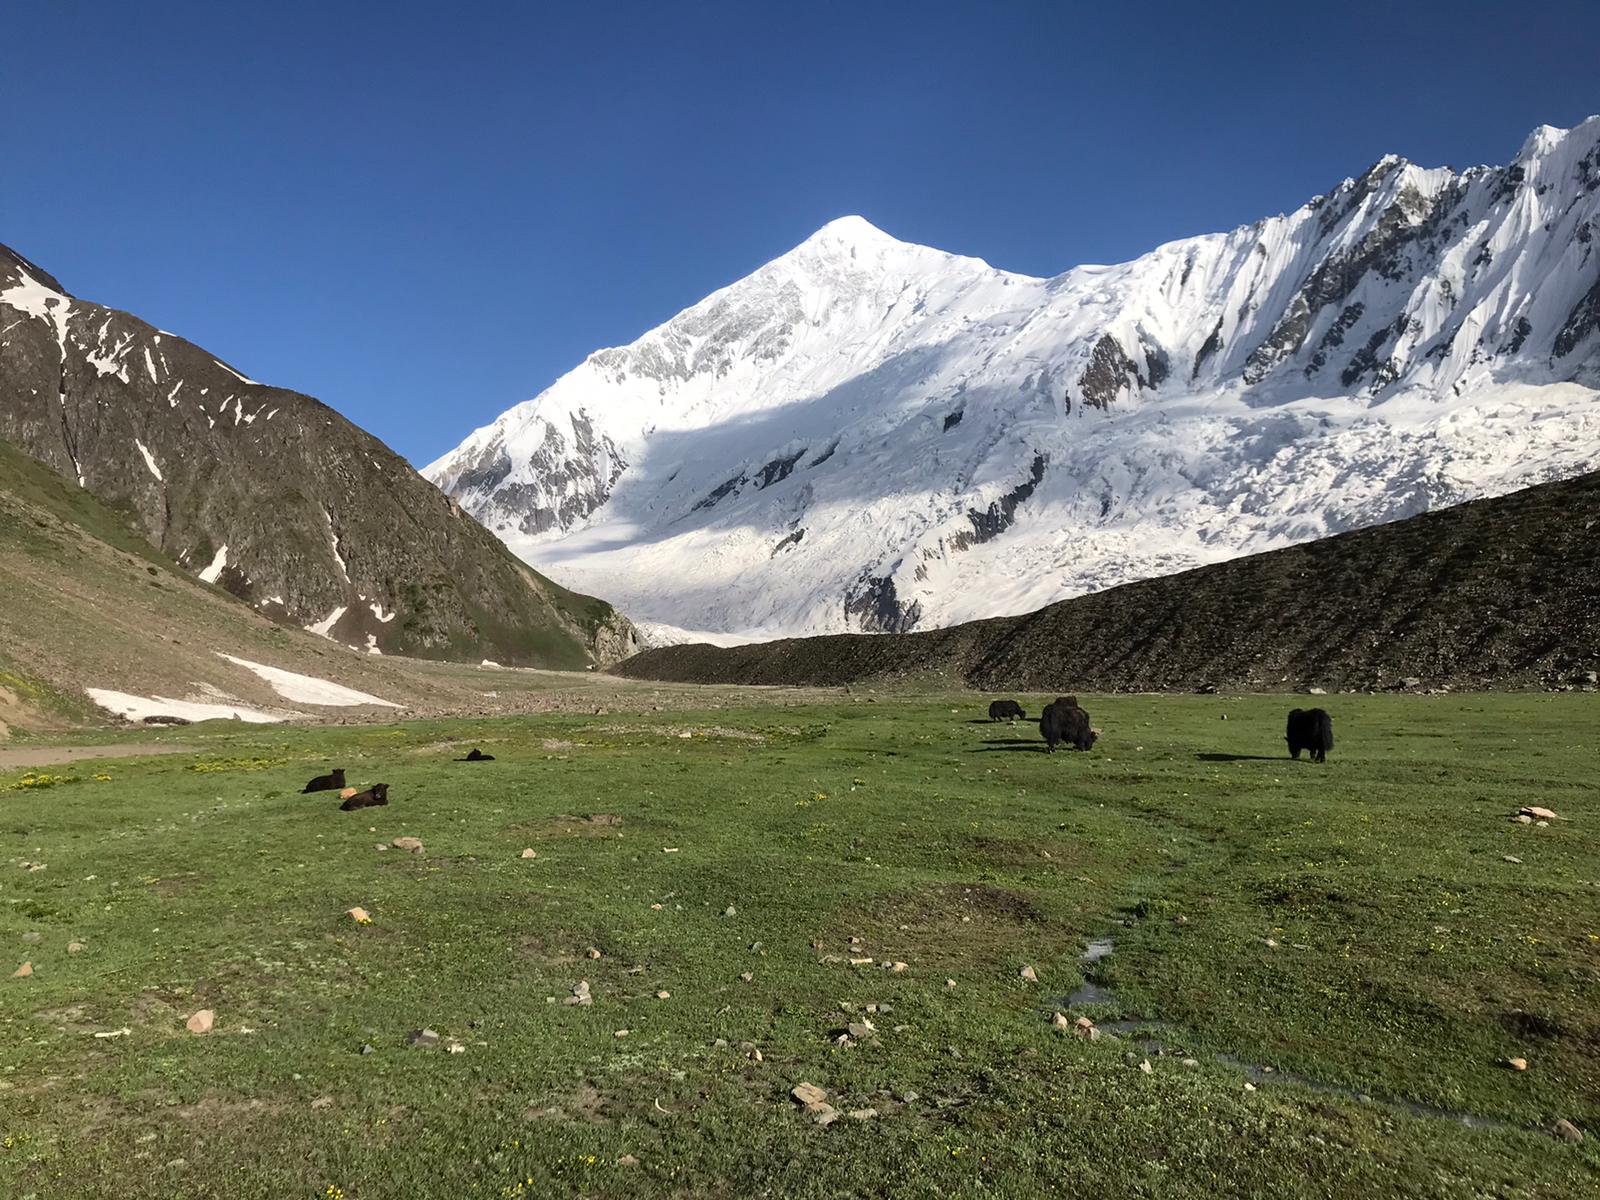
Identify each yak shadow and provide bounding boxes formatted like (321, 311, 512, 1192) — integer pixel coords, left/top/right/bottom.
(1195, 753, 1284, 763)
(973, 738, 1049, 754)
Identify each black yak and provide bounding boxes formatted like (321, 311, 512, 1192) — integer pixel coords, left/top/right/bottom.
(303, 768, 346, 794)
(1040, 696, 1097, 753)
(1286, 708, 1334, 763)
(456, 748, 496, 761)
(339, 783, 390, 811)
(988, 699, 1026, 722)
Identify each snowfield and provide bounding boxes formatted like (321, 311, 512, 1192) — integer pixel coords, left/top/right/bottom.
(427, 120, 1600, 640)
(215, 653, 402, 708)
(85, 688, 295, 725)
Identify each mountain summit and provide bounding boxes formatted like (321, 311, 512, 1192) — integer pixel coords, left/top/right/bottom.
(428, 119, 1600, 642)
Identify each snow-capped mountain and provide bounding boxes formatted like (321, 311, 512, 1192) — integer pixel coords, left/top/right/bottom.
(426, 119, 1600, 642)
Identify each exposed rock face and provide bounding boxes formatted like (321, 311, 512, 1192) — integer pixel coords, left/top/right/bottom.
(0, 244, 634, 667)
(427, 120, 1600, 640)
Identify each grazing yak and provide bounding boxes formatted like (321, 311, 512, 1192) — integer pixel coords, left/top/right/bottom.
(988, 699, 1026, 722)
(1286, 708, 1334, 763)
(339, 783, 390, 811)
(457, 748, 496, 762)
(302, 768, 346, 794)
(1040, 696, 1097, 753)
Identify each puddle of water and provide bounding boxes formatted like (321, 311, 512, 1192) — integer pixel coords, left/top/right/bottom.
(1082, 938, 1115, 963)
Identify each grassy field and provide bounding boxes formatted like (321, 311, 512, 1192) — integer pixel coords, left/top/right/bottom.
(2, 693, 1597, 1198)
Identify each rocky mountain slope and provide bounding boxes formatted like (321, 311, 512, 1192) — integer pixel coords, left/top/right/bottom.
(427, 118, 1600, 641)
(0, 244, 635, 667)
(611, 468, 1600, 693)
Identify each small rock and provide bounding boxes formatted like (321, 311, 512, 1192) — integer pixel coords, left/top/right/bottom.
(310, 1096, 333, 1109)
(1019, 965, 1039, 983)
(20, 932, 41, 944)
(359, 1043, 375, 1055)
(1050, 1011, 1070, 1030)
(1514, 814, 1534, 824)
(613, 1029, 630, 1038)
(1503, 855, 1522, 864)
(1506, 1057, 1528, 1071)
(848, 1108, 878, 1121)
(12, 962, 33, 978)
(739, 972, 753, 982)
(946, 978, 957, 989)
(1181, 1058, 1199, 1068)
(1519, 806, 1561, 821)
(650, 903, 663, 910)
(1138, 1059, 1153, 1074)
(885, 961, 908, 973)
(392, 837, 424, 853)
(347, 907, 372, 924)
(811, 1104, 840, 1126)
(897, 1089, 920, 1103)
(407, 1028, 440, 1048)
(1243, 1082, 1257, 1092)
(656, 990, 671, 1000)
(791, 1082, 828, 1107)
(617, 1154, 640, 1167)
(563, 981, 593, 1006)
(446, 1041, 466, 1054)
(1536, 820, 1549, 828)
(1552, 1118, 1584, 1144)
(749, 1047, 764, 1062)
(520, 848, 537, 859)
(185, 1009, 214, 1035)
(67, 942, 85, 953)
(375, 844, 389, 851)
(586, 947, 602, 959)
(724, 906, 737, 917)
(845, 1021, 876, 1039)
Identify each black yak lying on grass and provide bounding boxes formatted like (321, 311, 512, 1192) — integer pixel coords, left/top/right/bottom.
(988, 699, 1026, 722)
(339, 783, 390, 811)
(457, 748, 496, 761)
(302, 768, 345, 794)
(1040, 696, 1097, 753)
(1286, 708, 1334, 763)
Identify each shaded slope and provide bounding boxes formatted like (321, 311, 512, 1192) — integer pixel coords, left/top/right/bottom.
(612, 470, 1600, 692)
(0, 244, 634, 668)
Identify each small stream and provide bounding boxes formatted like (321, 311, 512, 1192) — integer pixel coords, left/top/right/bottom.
(1053, 934, 1532, 1134)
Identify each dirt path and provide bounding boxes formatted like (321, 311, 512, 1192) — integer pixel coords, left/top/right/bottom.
(0, 742, 196, 769)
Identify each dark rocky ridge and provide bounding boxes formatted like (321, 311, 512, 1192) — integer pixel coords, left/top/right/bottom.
(614, 469, 1600, 692)
(0, 242, 634, 668)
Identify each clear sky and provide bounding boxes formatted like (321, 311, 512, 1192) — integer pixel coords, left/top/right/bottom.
(4, 1, 1598, 465)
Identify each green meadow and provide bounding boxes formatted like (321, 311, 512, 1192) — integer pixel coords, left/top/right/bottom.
(2, 693, 1597, 1198)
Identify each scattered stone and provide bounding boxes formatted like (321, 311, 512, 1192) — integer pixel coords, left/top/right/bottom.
(845, 1021, 876, 1039)
(11, 962, 32, 978)
(67, 942, 85, 954)
(1175, 914, 1189, 925)
(1072, 1016, 1099, 1041)
(1506, 1057, 1529, 1071)
(617, 1154, 640, 1167)
(563, 981, 593, 1007)
(185, 1009, 214, 1035)
(1263, 938, 1279, 948)
(1243, 1082, 1257, 1092)
(1519, 806, 1562, 821)
(1019, 965, 1039, 983)
(375, 844, 389, 851)
(92, 1027, 132, 1039)
(848, 1108, 878, 1121)
(20, 932, 41, 944)
(586, 947, 602, 959)
(311, 1096, 333, 1109)
(520, 848, 537, 859)
(739, 972, 754, 983)
(656, 990, 671, 1000)
(897, 1089, 920, 1103)
(724, 906, 737, 917)
(1181, 1058, 1199, 1068)
(849, 957, 874, 966)
(1138, 1059, 1153, 1074)
(1503, 855, 1523, 864)
(713, 1038, 729, 1048)
(1050, 1011, 1070, 1030)
(749, 1047, 764, 1062)
(883, 961, 908, 973)
(1514, 814, 1535, 824)
(392, 837, 424, 853)
(347, 907, 372, 924)
(812, 1105, 840, 1126)
(1536, 820, 1549, 828)
(791, 1082, 828, 1107)
(359, 1043, 375, 1055)
(614, 1029, 630, 1038)
(1552, 1118, 1584, 1144)
(407, 1028, 440, 1048)
(946, 979, 957, 989)
(650, 903, 663, 910)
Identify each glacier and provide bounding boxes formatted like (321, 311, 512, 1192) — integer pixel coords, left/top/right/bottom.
(425, 119, 1600, 642)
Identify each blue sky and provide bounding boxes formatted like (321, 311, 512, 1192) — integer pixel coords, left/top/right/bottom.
(4, 1, 1597, 465)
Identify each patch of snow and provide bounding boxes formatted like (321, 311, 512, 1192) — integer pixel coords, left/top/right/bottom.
(480, 660, 501, 669)
(364, 634, 382, 655)
(323, 509, 350, 582)
(0, 269, 72, 356)
(134, 439, 164, 482)
(305, 605, 348, 638)
(214, 359, 260, 385)
(367, 600, 396, 623)
(167, 380, 184, 407)
(85, 687, 293, 725)
(196, 544, 228, 584)
(215, 653, 401, 707)
(142, 346, 158, 383)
